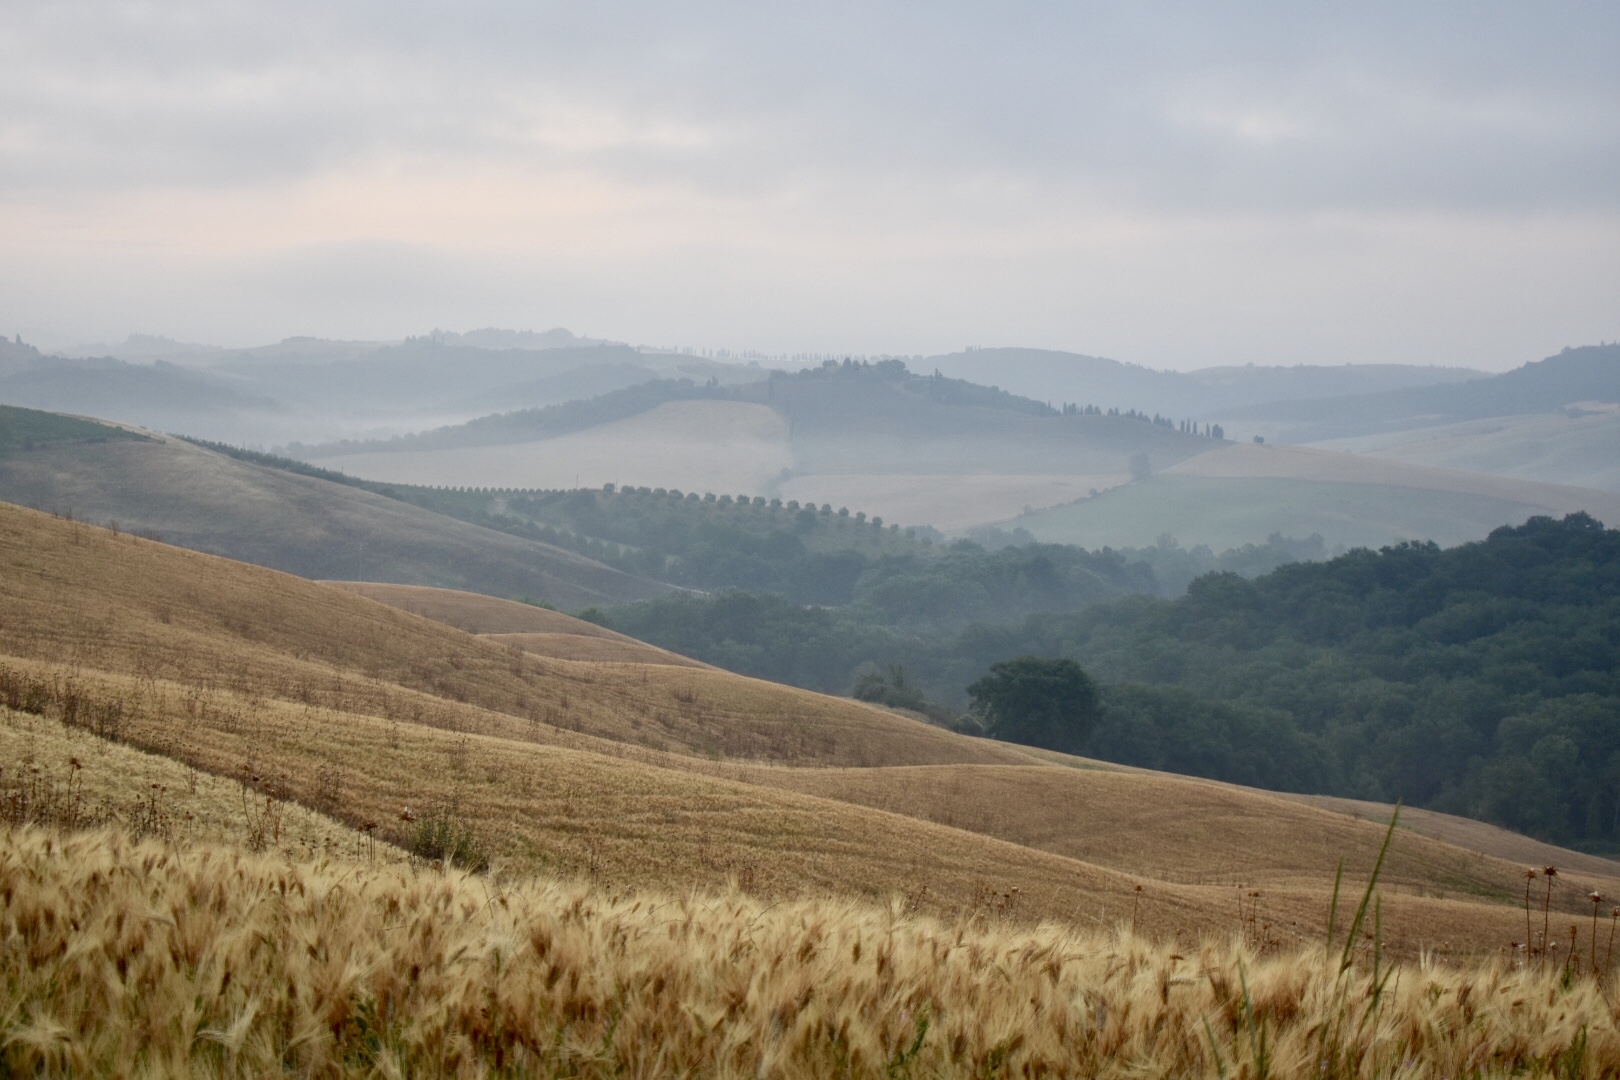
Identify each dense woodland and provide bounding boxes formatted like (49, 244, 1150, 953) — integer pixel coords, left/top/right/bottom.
(604, 515, 1620, 849)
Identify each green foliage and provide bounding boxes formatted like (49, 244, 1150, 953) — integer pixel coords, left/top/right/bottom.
(851, 665, 955, 725)
(409, 811, 489, 872)
(966, 656, 1101, 752)
(608, 513, 1620, 845)
(968, 514, 1620, 843)
(0, 404, 147, 454)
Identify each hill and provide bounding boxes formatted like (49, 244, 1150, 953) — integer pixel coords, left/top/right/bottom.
(1230, 343, 1620, 443)
(925, 346, 1484, 417)
(301, 361, 1221, 528)
(936, 513, 1620, 848)
(2, 498, 1614, 961)
(1009, 443, 1620, 552)
(327, 581, 709, 667)
(0, 411, 668, 608)
(0, 337, 287, 442)
(1308, 406, 1620, 493)
(7, 827, 1612, 1077)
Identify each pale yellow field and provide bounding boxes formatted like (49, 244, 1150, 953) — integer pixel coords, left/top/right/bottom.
(776, 472, 1130, 530)
(1169, 442, 1620, 521)
(311, 400, 794, 493)
(1307, 406, 1620, 494)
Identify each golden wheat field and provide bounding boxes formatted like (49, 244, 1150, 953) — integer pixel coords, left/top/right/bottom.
(6, 499, 1620, 1073)
(4, 826, 1618, 1078)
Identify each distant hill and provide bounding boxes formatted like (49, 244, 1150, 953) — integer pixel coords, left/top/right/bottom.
(299, 361, 1223, 527)
(0, 337, 287, 438)
(925, 346, 1483, 417)
(1231, 344, 1620, 440)
(0, 409, 668, 608)
(8, 332, 768, 447)
(1308, 407, 1620, 493)
(1009, 443, 1620, 551)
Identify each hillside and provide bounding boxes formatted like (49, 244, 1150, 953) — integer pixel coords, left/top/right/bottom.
(303, 361, 1220, 527)
(1230, 343, 1620, 443)
(5, 497, 1620, 965)
(327, 581, 709, 667)
(8, 829, 1611, 1078)
(0, 412, 668, 608)
(1010, 443, 1620, 551)
(926, 346, 1482, 417)
(1308, 406, 1620, 493)
(0, 337, 287, 442)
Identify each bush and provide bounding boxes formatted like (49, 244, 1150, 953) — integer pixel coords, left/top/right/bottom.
(410, 812, 489, 872)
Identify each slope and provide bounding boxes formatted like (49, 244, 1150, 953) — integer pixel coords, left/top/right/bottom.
(1307, 406, 1620, 493)
(1012, 443, 1620, 550)
(0, 500, 1612, 957)
(0, 417, 668, 608)
(925, 347, 1483, 417)
(306, 361, 1220, 528)
(1229, 343, 1620, 443)
(328, 581, 708, 667)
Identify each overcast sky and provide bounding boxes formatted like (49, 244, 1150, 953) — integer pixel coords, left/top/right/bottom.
(2, 1, 1616, 369)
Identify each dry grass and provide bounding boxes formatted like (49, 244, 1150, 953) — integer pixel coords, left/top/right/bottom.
(0, 705, 392, 863)
(325, 582, 632, 637)
(0, 655, 1205, 939)
(1284, 793, 1620, 878)
(484, 632, 708, 667)
(0, 505, 1010, 769)
(5, 825, 1620, 1078)
(3, 500, 1615, 961)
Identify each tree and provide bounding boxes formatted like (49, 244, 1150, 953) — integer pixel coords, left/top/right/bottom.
(966, 656, 1100, 752)
(1129, 453, 1152, 481)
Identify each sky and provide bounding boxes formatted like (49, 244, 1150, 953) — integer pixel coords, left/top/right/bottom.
(2, 1, 1616, 371)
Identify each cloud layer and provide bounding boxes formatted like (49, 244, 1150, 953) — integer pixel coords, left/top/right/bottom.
(2, 1, 1616, 367)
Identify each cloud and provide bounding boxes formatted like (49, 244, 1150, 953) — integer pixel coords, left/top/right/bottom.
(0, 0, 1615, 364)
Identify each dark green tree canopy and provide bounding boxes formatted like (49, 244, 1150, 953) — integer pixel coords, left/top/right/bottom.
(967, 656, 1100, 752)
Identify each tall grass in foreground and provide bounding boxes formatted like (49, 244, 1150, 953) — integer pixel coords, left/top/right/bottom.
(2, 827, 1617, 1078)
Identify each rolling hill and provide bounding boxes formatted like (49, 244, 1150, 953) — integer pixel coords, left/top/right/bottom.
(302, 361, 1221, 529)
(0, 337, 288, 442)
(925, 346, 1483, 418)
(1307, 406, 1620, 493)
(1010, 443, 1620, 551)
(1231, 343, 1620, 444)
(0, 407, 667, 608)
(327, 581, 709, 667)
(2, 495, 1615, 966)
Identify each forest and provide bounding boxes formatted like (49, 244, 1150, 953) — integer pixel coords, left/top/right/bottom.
(603, 514, 1620, 848)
